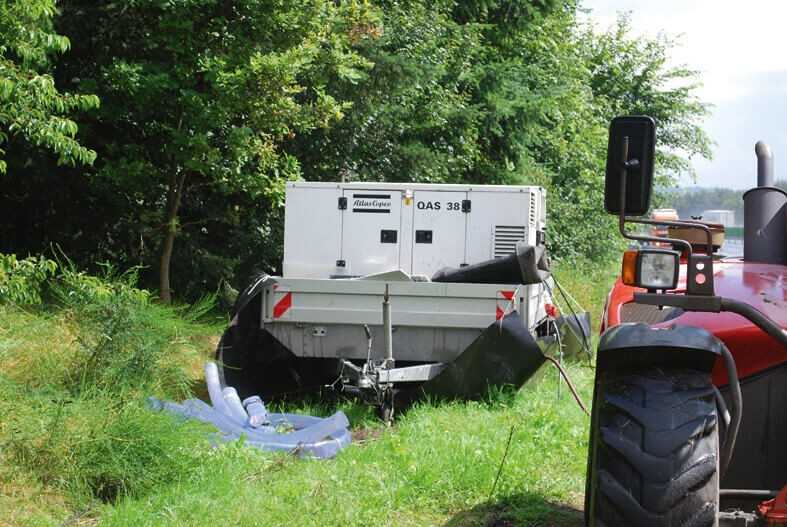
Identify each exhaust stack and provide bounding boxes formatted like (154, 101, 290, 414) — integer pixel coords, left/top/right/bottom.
(743, 141, 787, 264)
(756, 141, 774, 187)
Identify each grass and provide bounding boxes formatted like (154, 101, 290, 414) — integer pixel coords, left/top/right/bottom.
(100, 365, 594, 527)
(0, 260, 617, 526)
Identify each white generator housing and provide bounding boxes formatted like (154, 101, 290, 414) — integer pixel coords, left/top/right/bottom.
(283, 182, 547, 279)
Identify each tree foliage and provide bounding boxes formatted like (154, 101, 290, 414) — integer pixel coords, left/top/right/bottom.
(580, 16, 712, 184)
(0, 0, 98, 173)
(54, 0, 377, 302)
(291, 4, 712, 261)
(0, 0, 713, 301)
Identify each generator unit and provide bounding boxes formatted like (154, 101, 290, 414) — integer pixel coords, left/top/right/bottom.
(217, 182, 565, 420)
(283, 182, 547, 279)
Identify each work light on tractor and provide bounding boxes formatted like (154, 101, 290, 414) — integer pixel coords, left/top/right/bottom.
(584, 116, 787, 526)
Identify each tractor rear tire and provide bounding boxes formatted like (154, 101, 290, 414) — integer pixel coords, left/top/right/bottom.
(586, 368, 720, 527)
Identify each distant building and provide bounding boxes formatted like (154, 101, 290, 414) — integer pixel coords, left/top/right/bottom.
(651, 208, 678, 242)
(701, 209, 736, 226)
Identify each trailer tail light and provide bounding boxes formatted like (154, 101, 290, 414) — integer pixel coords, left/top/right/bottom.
(758, 485, 787, 525)
(621, 248, 680, 291)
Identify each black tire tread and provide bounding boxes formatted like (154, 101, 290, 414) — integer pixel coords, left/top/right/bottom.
(590, 368, 719, 527)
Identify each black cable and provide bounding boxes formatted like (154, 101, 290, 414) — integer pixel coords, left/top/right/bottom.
(712, 385, 731, 456)
(544, 356, 590, 416)
(553, 278, 592, 357)
(489, 425, 516, 500)
(543, 278, 592, 359)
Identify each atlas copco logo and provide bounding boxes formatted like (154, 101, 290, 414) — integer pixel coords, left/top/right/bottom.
(351, 194, 392, 213)
(353, 198, 391, 208)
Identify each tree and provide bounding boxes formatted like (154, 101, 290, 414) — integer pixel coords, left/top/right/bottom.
(292, 2, 712, 262)
(0, 0, 98, 173)
(580, 15, 713, 185)
(56, 0, 378, 302)
(0, 0, 713, 300)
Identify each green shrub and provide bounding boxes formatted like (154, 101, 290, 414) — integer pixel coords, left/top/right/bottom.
(51, 264, 195, 399)
(1, 260, 218, 509)
(0, 253, 57, 305)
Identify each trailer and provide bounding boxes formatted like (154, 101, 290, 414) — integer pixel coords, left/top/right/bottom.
(217, 182, 580, 418)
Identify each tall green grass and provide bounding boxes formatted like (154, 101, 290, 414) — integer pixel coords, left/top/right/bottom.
(0, 263, 220, 524)
(553, 258, 619, 334)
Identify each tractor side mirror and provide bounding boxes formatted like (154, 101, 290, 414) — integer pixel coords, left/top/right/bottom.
(604, 116, 656, 216)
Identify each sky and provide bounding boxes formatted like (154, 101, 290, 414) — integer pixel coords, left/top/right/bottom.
(581, 0, 787, 189)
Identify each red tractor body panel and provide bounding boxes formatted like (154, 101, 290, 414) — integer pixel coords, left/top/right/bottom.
(603, 258, 787, 385)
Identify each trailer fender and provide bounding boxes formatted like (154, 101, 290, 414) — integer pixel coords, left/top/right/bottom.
(596, 322, 723, 374)
(231, 273, 274, 321)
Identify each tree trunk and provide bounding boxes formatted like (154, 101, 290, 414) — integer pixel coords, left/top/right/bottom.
(159, 171, 187, 304)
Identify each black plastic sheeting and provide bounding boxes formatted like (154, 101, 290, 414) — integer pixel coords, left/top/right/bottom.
(216, 311, 546, 404)
(431, 243, 548, 285)
(420, 311, 546, 399)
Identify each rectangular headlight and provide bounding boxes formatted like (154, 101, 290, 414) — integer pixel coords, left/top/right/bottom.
(637, 249, 680, 290)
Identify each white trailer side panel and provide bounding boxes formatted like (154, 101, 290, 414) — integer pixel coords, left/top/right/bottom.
(283, 185, 342, 278)
(282, 182, 546, 279)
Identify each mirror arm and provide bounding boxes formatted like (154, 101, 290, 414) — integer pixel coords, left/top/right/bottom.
(617, 135, 629, 232)
(609, 120, 715, 297)
(622, 218, 692, 255)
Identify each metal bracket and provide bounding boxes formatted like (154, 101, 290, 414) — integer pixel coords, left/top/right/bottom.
(634, 292, 722, 312)
(462, 199, 471, 213)
(377, 363, 446, 383)
(686, 253, 715, 296)
(338, 196, 347, 210)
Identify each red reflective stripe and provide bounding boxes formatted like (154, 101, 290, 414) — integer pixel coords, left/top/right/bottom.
(496, 290, 515, 319)
(273, 292, 292, 318)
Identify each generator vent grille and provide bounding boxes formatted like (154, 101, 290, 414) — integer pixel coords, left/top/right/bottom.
(494, 225, 526, 258)
(529, 192, 537, 226)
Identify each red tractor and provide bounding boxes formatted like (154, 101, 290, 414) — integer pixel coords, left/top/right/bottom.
(584, 117, 787, 526)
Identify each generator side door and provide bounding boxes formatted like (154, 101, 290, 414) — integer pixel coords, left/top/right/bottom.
(339, 189, 403, 277)
(465, 189, 536, 263)
(410, 190, 468, 276)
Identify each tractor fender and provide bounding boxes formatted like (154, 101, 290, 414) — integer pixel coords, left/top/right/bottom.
(596, 322, 723, 374)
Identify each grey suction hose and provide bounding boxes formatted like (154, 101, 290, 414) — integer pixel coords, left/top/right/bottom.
(151, 361, 352, 459)
(188, 391, 349, 444)
(205, 361, 232, 417)
(151, 397, 350, 458)
(178, 398, 350, 457)
(222, 386, 250, 424)
(204, 361, 350, 440)
(183, 399, 331, 449)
